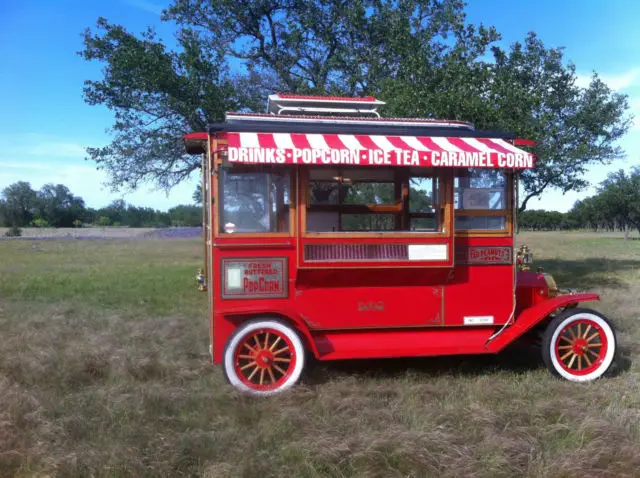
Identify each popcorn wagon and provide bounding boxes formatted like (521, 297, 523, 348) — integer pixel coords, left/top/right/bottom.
(184, 94, 617, 395)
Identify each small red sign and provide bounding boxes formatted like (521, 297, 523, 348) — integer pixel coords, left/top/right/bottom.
(222, 258, 288, 299)
(455, 246, 512, 265)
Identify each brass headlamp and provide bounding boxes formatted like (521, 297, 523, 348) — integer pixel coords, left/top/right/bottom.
(516, 244, 533, 272)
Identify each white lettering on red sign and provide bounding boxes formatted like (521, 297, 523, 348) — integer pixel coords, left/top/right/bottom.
(226, 147, 533, 168)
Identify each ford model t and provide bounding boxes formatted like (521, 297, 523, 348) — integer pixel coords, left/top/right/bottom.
(183, 94, 616, 395)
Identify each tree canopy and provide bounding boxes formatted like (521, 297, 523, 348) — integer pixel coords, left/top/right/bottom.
(79, 0, 632, 210)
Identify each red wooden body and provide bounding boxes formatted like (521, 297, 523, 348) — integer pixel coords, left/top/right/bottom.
(184, 103, 599, 370)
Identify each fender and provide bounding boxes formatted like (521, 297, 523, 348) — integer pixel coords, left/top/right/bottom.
(485, 293, 600, 352)
(221, 306, 320, 358)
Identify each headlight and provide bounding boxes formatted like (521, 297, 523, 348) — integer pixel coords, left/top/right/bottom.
(543, 273, 559, 298)
(516, 244, 533, 271)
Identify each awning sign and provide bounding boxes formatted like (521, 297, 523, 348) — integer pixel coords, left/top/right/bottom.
(225, 133, 535, 169)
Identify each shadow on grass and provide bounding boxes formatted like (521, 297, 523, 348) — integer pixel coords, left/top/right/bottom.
(303, 338, 632, 385)
(536, 258, 640, 289)
(304, 341, 545, 385)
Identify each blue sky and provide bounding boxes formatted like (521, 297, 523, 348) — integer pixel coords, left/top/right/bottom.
(1, 0, 639, 212)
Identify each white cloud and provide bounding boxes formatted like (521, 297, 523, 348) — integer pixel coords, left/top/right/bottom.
(576, 67, 640, 91)
(0, 161, 55, 171)
(0, 134, 90, 160)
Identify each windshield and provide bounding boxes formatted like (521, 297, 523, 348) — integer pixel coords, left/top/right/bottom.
(218, 170, 290, 233)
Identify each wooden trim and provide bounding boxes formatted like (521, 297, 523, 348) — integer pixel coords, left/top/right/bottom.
(397, 169, 409, 230)
(455, 230, 511, 238)
(455, 209, 507, 217)
(212, 148, 220, 239)
(303, 232, 450, 239)
(215, 232, 292, 238)
(214, 242, 293, 248)
(409, 212, 437, 219)
(308, 204, 402, 214)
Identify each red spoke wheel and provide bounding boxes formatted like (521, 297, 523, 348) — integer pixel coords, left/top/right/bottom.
(542, 308, 616, 382)
(223, 319, 305, 395)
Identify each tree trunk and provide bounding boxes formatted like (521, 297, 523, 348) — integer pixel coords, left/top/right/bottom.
(624, 224, 629, 241)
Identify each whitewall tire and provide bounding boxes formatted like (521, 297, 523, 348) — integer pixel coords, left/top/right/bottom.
(222, 318, 306, 395)
(542, 308, 616, 382)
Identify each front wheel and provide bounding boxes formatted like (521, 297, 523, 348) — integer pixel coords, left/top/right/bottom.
(542, 308, 616, 382)
(223, 318, 306, 395)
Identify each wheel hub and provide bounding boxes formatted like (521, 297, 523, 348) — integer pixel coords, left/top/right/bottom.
(255, 350, 274, 368)
(573, 338, 588, 355)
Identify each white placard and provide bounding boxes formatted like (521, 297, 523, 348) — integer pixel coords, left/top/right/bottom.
(226, 267, 243, 290)
(464, 316, 494, 325)
(407, 244, 448, 261)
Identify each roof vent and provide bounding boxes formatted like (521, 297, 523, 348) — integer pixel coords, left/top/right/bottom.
(267, 93, 386, 117)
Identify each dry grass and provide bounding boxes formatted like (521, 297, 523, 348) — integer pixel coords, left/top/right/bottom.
(0, 232, 638, 477)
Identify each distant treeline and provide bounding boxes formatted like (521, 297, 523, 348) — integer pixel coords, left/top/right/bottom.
(519, 167, 640, 236)
(0, 181, 201, 229)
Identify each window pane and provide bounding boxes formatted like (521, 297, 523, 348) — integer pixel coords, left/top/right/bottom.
(410, 217, 438, 231)
(410, 177, 437, 213)
(220, 170, 289, 233)
(455, 169, 506, 210)
(307, 211, 339, 232)
(310, 182, 340, 204)
(342, 183, 394, 205)
(455, 215, 506, 230)
(341, 214, 395, 231)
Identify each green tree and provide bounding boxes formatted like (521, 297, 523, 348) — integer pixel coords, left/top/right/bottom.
(168, 204, 202, 226)
(596, 167, 640, 239)
(1, 181, 38, 227)
(36, 184, 87, 227)
(79, 1, 631, 211)
(192, 184, 202, 204)
(96, 215, 112, 226)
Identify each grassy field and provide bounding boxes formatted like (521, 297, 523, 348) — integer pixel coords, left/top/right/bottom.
(0, 232, 639, 477)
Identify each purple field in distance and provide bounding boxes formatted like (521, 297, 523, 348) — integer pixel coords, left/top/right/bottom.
(0, 226, 203, 240)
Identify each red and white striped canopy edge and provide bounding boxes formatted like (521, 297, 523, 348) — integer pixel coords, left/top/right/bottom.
(225, 132, 535, 169)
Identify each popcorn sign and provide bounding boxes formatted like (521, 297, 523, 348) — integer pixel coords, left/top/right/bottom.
(222, 258, 288, 299)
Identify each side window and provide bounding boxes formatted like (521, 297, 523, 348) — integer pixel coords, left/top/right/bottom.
(409, 176, 440, 232)
(454, 169, 508, 231)
(305, 168, 443, 233)
(307, 168, 396, 232)
(219, 169, 290, 233)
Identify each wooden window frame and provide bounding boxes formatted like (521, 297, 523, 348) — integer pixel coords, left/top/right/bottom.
(454, 170, 513, 237)
(212, 147, 297, 238)
(301, 167, 452, 238)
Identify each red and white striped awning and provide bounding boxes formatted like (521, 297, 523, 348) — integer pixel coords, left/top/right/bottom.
(225, 132, 535, 169)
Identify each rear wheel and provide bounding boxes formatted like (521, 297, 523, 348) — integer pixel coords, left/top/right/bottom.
(223, 319, 305, 395)
(542, 308, 616, 382)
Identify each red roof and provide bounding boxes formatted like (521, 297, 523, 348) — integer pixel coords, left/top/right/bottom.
(275, 93, 378, 103)
(183, 132, 208, 154)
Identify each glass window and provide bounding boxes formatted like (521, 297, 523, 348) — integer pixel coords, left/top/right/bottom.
(305, 167, 443, 233)
(455, 215, 506, 230)
(410, 217, 438, 231)
(219, 170, 290, 233)
(309, 182, 340, 205)
(343, 183, 395, 205)
(410, 177, 437, 213)
(341, 214, 395, 231)
(455, 169, 506, 210)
